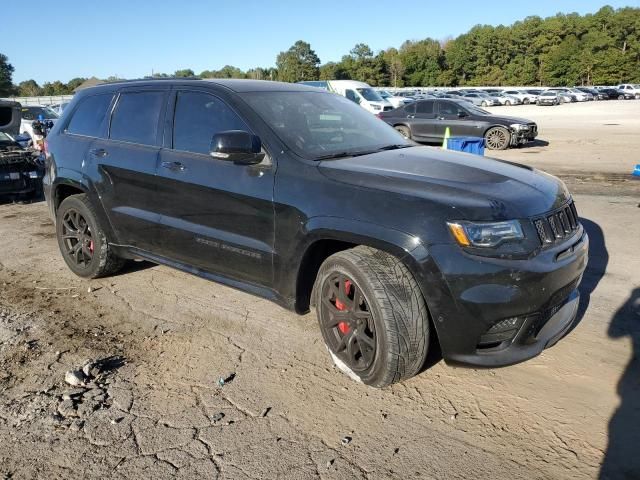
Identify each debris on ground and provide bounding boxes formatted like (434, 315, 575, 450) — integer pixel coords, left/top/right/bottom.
(211, 412, 225, 423)
(341, 436, 352, 446)
(217, 372, 236, 387)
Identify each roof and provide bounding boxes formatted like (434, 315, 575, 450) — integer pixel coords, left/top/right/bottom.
(81, 78, 319, 94)
(74, 77, 105, 92)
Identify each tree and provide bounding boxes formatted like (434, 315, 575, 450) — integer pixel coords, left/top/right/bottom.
(276, 41, 320, 82)
(18, 80, 42, 97)
(66, 77, 87, 91)
(174, 69, 195, 77)
(0, 53, 15, 96)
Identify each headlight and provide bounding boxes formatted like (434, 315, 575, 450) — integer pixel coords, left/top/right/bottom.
(447, 220, 524, 248)
(372, 104, 382, 110)
(510, 124, 529, 131)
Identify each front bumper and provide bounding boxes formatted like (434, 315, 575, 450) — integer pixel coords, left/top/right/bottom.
(419, 227, 588, 368)
(0, 168, 43, 196)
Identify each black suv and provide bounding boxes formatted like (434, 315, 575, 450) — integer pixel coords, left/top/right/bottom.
(44, 79, 588, 387)
(380, 98, 538, 150)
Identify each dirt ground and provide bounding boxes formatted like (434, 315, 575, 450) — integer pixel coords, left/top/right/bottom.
(0, 104, 639, 479)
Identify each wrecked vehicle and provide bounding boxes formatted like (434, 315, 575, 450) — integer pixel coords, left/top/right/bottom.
(0, 100, 44, 200)
(44, 80, 587, 388)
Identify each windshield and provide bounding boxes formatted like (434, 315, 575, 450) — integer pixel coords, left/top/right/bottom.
(356, 88, 384, 102)
(378, 91, 391, 99)
(541, 92, 556, 97)
(0, 132, 15, 143)
(21, 106, 59, 121)
(242, 91, 411, 160)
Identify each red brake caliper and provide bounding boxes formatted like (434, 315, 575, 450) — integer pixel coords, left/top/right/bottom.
(89, 240, 94, 254)
(336, 280, 352, 334)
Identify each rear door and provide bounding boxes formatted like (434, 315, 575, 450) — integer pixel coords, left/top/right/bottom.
(410, 100, 437, 140)
(89, 87, 168, 251)
(153, 88, 275, 287)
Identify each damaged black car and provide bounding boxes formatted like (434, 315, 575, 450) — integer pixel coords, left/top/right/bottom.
(0, 100, 44, 201)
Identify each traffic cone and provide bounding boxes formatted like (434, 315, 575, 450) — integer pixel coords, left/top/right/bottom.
(442, 127, 451, 150)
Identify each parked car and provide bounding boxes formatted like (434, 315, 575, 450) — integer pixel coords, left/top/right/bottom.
(0, 101, 44, 200)
(377, 90, 413, 108)
(50, 102, 70, 116)
(598, 88, 634, 100)
(379, 98, 538, 150)
(327, 80, 394, 114)
(44, 79, 587, 387)
(567, 88, 593, 101)
(574, 87, 605, 100)
(537, 91, 560, 106)
(459, 93, 500, 107)
(502, 89, 536, 104)
(617, 84, 640, 99)
(545, 88, 578, 103)
(488, 92, 522, 106)
(20, 105, 59, 150)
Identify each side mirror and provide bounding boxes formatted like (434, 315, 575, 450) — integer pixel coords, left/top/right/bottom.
(210, 130, 265, 165)
(457, 111, 468, 118)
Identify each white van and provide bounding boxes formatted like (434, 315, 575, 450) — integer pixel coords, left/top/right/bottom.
(298, 80, 394, 114)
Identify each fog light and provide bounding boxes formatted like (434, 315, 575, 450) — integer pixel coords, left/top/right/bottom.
(478, 316, 525, 349)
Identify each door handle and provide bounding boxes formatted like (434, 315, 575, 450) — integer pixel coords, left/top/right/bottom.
(161, 161, 186, 172)
(406, 115, 415, 118)
(89, 148, 108, 158)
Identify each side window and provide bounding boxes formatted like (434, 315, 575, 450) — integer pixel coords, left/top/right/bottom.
(67, 94, 113, 137)
(439, 101, 461, 116)
(404, 103, 416, 114)
(173, 91, 249, 155)
(345, 90, 360, 104)
(415, 101, 434, 116)
(110, 91, 164, 145)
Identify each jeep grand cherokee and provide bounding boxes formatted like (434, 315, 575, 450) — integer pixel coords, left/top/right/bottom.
(43, 79, 588, 387)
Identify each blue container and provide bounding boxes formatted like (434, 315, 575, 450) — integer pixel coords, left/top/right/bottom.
(447, 136, 485, 156)
(633, 164, 640, 177)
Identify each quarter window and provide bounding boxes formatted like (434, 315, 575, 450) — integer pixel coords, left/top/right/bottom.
(172, 91, 249, 155)
(110, 91, 164, 145)
(67, 94, 113, 137)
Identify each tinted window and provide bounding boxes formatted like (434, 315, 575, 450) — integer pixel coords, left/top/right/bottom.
(173, 91, 249, 155)
(22, 106, 59, 121)
(110, 91, 164, 145)
(404, 103, 416, 114)
(415, 101, 434, 115)
(67, 94, 113, 137)
(439, 101, 465, 116)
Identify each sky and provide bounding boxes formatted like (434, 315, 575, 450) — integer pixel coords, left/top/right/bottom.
(3, 0, 637, 84)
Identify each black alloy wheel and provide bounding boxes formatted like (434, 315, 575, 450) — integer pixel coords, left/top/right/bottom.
(319, 273, 376, 372)
(61, 209, 94, 269)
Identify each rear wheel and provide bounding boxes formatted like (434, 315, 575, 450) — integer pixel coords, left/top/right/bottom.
(523, 98, 530, 105)
(394, 125, 411, 139)
(618, 94, 625, 100)
(484, 126, 511, 150)
(505, 100, 512, 106)
(314, 246, 430, 388)
(56, 194, 125, 278)
(481, 101, 488, 107)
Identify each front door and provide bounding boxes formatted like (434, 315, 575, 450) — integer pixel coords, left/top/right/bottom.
(154, 89, 275, 287)
(433, 101, 481, 138)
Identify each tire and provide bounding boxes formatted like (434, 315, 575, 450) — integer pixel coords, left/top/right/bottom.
(523, 98, 530, 105)
(394, 125, 411, 139)
(558, 97, 565, 104)
(505, 100, 511, 106)
(484, 126, 511, 150)
(481, 101, 488, 107)
(56, 194, 125, 278)
(313, 246, 429, 388)
(618, 95, 624, 100)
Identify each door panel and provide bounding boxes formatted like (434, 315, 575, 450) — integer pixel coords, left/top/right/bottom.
(433, 101, 483, 138)
(410, 100, 437, 140)
(154, 89, 274, 287)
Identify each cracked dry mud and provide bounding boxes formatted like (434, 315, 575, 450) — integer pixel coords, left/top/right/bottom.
(0, 184, 638, 479)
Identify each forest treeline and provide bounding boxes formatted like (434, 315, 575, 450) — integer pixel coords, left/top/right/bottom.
(1, 5, 638, 97)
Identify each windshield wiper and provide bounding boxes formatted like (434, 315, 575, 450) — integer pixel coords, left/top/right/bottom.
(314, 144, 413, 161)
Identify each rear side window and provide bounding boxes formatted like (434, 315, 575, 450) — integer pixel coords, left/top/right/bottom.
(416, 101, 434, 115)
(67, 94, 113, 137)
(172, 91, 249, 155)
(404, 103, 416, 114)
(110, 91, 164, 145)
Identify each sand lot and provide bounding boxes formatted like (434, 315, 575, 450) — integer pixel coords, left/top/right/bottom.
(0, 101, 638, 479)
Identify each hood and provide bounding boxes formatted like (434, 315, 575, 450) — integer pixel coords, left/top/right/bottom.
(318, 146, 569, 221)
(481, 114, 535, 125)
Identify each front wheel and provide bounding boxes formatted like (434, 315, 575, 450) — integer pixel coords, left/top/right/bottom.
(484, 126, 511, 150)
(56, 194, 125, 278)
(394, 125, 411, 139)
(313, 247, 430, 388)
(481, 101, 488, 107)
(523, 98, 530, 105)
(505, 100, 511, 106)
(618, 95, 625, 100)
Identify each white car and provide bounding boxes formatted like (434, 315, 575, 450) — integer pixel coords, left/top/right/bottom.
(488, 92, 522, 106)
(567, 88, 593, 101)
(502, 89, 537, 104)
(377, 90, 413, 109)
(19, 105, 59, 151)
(617, 84, 640, 99)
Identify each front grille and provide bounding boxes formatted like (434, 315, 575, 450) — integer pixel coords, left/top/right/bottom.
(383, 106, 393, 111)
(534, 200, 580, 246)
